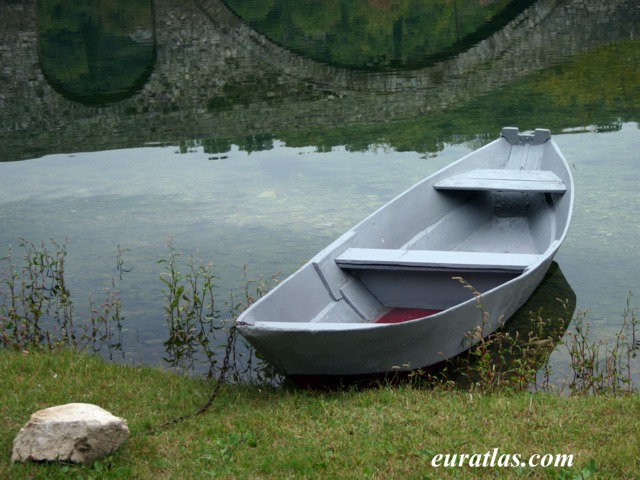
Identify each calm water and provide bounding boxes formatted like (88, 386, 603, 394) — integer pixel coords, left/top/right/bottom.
(1, 0, 639, 382)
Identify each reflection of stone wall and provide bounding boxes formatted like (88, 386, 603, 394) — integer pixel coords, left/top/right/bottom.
(0, 0, 637, 161)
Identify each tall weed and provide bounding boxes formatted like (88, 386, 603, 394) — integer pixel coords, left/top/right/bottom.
(0, 238, 125, 356)
(563, 293, 638, 395)
(157, 238, 282, 383)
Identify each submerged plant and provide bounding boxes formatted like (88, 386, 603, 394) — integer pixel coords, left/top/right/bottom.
(158, 238, 221, 377)
(423, 279, 638, 396)
(157, 238, 282, 383)
(563, 292, 638, 395)
(0, 238, 126, 356)
(415, 277, 576, 394)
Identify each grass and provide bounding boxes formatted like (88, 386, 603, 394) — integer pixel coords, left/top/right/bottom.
(2, 349, 640, 479)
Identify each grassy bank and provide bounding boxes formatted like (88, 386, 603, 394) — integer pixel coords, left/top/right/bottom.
(2, 350, 639, 479)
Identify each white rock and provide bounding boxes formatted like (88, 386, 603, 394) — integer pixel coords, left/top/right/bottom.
(11, 403, 129, 464)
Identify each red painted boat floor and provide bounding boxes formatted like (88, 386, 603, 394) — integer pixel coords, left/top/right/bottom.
(375, 308, 441, 324)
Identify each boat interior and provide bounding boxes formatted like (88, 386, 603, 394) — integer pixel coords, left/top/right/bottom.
(245, 129, 571, 327)
(405, 189, 555, 254)
(335, 190, 557, 318)
(313, 132, 570, 323)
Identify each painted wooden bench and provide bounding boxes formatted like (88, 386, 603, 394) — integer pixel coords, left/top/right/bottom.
(335, 248, 540, 272)
(433, 169, 566, 193)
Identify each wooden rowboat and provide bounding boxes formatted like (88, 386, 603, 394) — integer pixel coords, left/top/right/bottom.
(237, 128, 574, 376)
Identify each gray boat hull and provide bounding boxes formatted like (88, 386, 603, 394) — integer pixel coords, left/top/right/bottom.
(238, 128, 574, 376)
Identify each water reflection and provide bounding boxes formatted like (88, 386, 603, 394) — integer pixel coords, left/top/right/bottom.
(2, 0, 637, 161)
(36, 0, 156, 105)
(223, 0, 535, 70)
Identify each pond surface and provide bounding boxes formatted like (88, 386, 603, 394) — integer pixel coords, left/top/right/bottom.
(1, 0, 639, 383)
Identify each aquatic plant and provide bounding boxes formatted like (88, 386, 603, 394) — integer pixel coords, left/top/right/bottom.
(0, 238, 125, 356)
(157, 238, 282, 383)
(446, 276, 562, 394)
(157, 238, 221, 377)
(417, 278, 638, 396)
(563, 292, 638, 395)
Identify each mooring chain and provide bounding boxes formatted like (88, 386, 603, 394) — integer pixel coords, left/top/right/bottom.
(149, 321, 247, 435)
(193, 321, 247, 416)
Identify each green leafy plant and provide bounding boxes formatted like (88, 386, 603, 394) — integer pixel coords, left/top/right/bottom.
(419, 277, 578, 395)
(157, 238, 221, 377)
(448, 276, 545, 394)
(157, 238, 281, 383)
(563, 292, 638, 395)
(0, 238, 125, 356)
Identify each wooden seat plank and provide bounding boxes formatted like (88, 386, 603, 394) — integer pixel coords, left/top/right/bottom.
(335, 248, 539, 272)
(434, 169, 566, 193)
